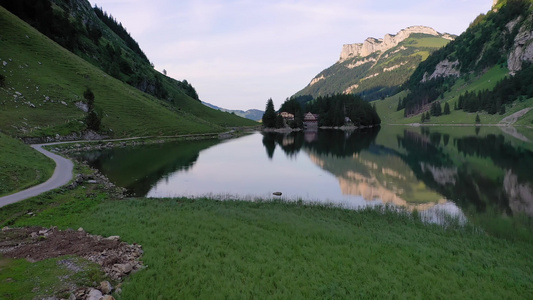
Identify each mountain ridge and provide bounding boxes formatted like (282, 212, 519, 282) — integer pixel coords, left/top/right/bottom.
(201, 102, 264, 121)
(293, 25, 453, 101)
(339, 26, 454, 62)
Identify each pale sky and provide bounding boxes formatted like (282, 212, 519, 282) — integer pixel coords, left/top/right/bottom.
(90, 0, 492, 110)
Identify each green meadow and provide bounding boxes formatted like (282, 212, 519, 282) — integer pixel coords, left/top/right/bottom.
(1, 176, 533, 299)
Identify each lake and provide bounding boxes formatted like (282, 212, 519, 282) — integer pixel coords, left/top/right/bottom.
(74, 126, 533, 235)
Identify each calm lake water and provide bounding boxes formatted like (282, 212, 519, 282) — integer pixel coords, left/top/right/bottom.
(74, 126, 533, 233)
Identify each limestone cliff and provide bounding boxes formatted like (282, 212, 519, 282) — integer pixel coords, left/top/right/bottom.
(507, 15, 533, 74)
(339, 26, 452, 62)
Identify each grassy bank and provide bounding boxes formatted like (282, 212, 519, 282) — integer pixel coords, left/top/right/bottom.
(2, 185, 533, 299)
(0, 133, 55, 197)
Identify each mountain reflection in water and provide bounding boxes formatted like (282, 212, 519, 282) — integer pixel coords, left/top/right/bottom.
(75, 126, 533, 233)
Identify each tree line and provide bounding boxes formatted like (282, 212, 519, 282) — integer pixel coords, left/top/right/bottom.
(456, 63, 533, 115)
(262, 94, 381, 129)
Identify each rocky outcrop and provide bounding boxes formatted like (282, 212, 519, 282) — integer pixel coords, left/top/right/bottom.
(309, 75, 325, 86)
(507, 16, 533, 74)
(421, 59, 461, 82)
(21, 130, 108, 144)
(339, 26, 448, 62)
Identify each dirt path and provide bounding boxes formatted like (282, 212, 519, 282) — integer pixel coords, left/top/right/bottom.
(0, 144, 73, 208)
(499, 107, 533, 126)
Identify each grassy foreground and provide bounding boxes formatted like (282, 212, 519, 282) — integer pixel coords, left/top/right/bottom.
(2, 186, 533, 299)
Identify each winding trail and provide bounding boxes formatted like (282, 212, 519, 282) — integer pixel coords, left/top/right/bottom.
(0, 131, 240, 208)
(499, 107, 532, 126)
(0, 144, 74, 208)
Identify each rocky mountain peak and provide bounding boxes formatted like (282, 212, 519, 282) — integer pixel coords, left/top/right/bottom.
(339, 26, 452, 62)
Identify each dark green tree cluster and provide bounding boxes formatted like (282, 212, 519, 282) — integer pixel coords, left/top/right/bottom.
(93, 5, 148, 63)
(420, 112, 431, 123)
(279, 98, 304, 128)
(1, 0, 80, 51)
(305, 94, 381, 127)
(397, 77, 451, 116)
(176, 80, 199, 101)
(84, 88, 102, 131)
(430, 102, 442, 116)
(457, 63, 533, 114)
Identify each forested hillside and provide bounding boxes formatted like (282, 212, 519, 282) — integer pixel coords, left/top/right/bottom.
(397, 0, 533, 119)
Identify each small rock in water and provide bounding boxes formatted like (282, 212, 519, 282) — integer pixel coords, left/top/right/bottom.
(273, 192, 282, 196)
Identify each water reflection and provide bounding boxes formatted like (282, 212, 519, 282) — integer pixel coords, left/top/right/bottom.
(262, 129, 464, 222)
(74, 126, 533, 235)
(73, 139, 220, 195)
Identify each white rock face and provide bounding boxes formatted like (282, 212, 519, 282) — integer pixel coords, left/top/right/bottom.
(339, 26, 444, 62)
(422, 59, 461, 82)
(508, 17, 533, 74)
(309, 75, 325, 86)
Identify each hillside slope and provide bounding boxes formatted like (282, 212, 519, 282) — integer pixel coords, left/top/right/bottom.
(394, 0, 533, 124)
(294, 26, 453, 101)
(0, 6, 255, 138)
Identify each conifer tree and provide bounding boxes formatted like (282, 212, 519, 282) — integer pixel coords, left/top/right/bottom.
(84, 88, 101, 131)
(444, 102, 451, 115)
(262, 98, 277, 128)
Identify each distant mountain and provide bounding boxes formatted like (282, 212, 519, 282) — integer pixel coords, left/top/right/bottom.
(293, 26, 454, 101)
(202, 102, 263, 121)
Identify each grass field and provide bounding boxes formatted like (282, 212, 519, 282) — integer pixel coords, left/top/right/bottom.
(0, 133, 54, 197)
(2, 178, 533, 299)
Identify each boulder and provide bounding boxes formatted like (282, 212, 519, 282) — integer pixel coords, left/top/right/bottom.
(86, 288, 103, 300)
(100, 280, 113, 294)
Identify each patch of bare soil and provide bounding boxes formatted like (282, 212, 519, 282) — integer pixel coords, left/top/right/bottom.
(0, 226, 144, 299)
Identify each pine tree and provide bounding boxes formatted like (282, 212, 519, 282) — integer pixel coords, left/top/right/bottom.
(84, 88, 101, 131)
(275, 114, 284, 128)
(444, 102, 451, 115)
(262, 98, 277, 128)
(475, 114, 481, 124)
(499, 104, 506, 115)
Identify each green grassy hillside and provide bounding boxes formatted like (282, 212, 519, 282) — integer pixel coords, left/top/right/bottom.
(0, 7, 255, 139)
